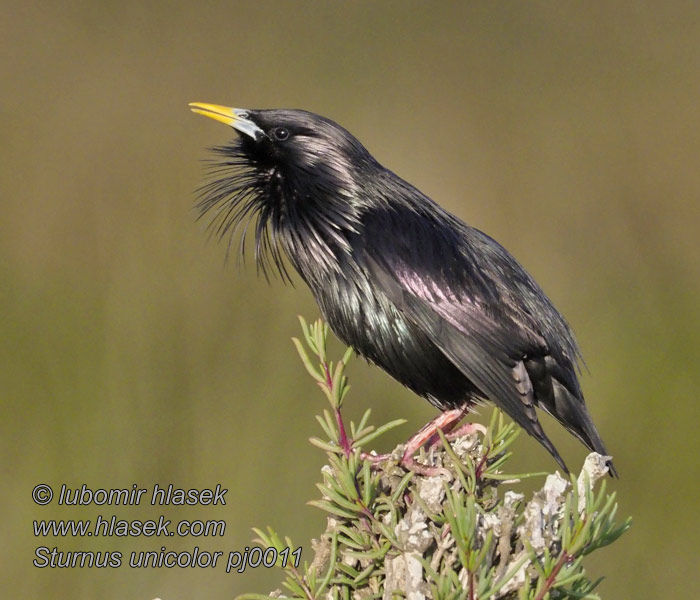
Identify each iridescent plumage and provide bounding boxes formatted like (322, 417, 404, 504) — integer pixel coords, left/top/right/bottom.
(191, 105, 616, 475)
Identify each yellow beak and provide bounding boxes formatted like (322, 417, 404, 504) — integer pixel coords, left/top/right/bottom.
(189, 102, 265, 140)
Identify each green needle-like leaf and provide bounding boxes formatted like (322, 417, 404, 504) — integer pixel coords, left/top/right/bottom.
(241, 317, 629, 599)
(353, 418, 407, 446)
(293, 337, 325, 383)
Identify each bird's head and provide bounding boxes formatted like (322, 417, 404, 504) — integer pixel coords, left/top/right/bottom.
(190, 103, 376, 280)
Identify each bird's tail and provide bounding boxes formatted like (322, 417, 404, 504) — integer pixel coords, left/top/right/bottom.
(546, 380, 618, 477)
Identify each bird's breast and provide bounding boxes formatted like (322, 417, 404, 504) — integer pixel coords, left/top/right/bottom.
(308, 267, 477, 408)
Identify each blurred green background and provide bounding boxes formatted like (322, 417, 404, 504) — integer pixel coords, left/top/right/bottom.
(2, 1, 699, 598)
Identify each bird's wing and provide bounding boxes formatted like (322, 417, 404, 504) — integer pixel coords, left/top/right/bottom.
(355, 205, 568, 470)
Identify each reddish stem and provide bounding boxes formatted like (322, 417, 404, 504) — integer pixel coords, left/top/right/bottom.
(335, 407, 352, 457)
(533, 550, 570, 600)
(323, 363, 352, 457)
(323, 363, 333, 388)
(475, 449, 489, 479)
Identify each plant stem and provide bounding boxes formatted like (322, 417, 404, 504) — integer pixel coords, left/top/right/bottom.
(533, 551, 570, 600)
(322, 362, 352, 456)
(335, 407, 352, 457)
(289, 564, 315, 600)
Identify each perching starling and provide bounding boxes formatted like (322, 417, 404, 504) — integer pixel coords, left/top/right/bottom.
(190, 103, 616, 476)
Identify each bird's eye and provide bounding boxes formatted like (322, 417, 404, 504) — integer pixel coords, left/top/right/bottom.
(272, 127, 290, 141)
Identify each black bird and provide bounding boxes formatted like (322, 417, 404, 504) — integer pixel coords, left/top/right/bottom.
(189, 102, 616, 476)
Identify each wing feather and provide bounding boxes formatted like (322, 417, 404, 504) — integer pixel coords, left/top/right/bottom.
(362, 249, 569, 472)
(353, 202, 576, 470)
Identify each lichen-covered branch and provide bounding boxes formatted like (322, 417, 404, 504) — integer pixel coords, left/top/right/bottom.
(238, 318, 630, 600)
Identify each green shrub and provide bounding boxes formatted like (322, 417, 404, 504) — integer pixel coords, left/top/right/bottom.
(239, 318, 630, 600)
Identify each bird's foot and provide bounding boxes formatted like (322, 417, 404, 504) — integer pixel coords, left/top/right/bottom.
(397, 407, 472, 478)
(399, 453, 452, 478)
(359, 450, 394, 464)
(425, 421, 487, 451)
(360, 450, 449, 478)
(444, 421, 487, 442)
(360, 408, 484, 477)
(404, 407, 469, 453)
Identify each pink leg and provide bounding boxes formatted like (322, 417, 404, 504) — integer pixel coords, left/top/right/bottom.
(401, 408, 467, 458)
(400, 407, 470, 476)
(360, 408, 466, 466)
(445, 421, 487, 440)
(361, 407, 486, 477)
